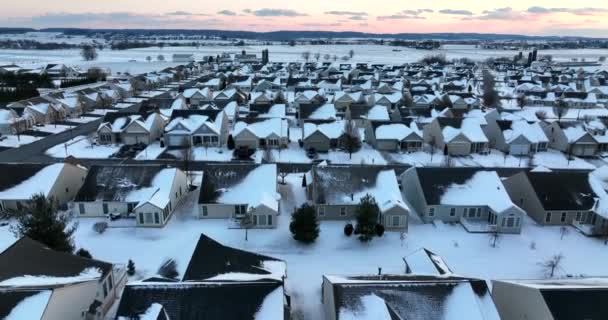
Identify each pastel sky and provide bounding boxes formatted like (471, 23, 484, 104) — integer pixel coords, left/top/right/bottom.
(1, 0, 608, 37)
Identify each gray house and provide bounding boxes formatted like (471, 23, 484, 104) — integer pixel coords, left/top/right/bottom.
(302, 120, 346, 152)
(163, 109, 229, 147)
(307, 165, 409, 231)
(402, 167, 525, 233)
(543, 121, 598, 156)
(233, 118, 289, 150)
(97, 112, 165, 145)
(504, 170, 608, 236)
(492, 278, 608, 320)
(73, 165, 188, 228)
(365, 119, 423, 152)
(485, 119, 549, 155)
(198, 164, 280, 229)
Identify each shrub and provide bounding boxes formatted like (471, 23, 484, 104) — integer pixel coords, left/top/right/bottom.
(344, 223, 354, 237)
(93, 222, 108, 234)
(76, 248, 92, 259)
(375, 224, 385, 237)
(289, 204, 320, 244)
(127, 259, 136, 276)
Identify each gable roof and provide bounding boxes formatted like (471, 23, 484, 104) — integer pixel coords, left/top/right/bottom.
(182, 234, 284, 282)
(0, 289, 51, 319)
(0, 163, 67, 200)
(0, 237, 112, 284)
(525, 171, 596, 211)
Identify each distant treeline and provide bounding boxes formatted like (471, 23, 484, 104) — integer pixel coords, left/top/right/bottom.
(0, 39, 80, 50)
(0, 87, 40, 104)
(0, 73, 54, 88)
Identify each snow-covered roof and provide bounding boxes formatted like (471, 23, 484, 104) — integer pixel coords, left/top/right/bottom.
(375, 122, 422, 141)
(1, 290, 52, 320)
(308, 104, 337, 120)
(441, 118, 489, 143)
(0, 163, 66, 200)
(303, 120, 345, 140)
(210, 164, 280, 211)
(233, 118, 288, 139)
(364, 105, 390, 121)
(501, 120, 549, 144)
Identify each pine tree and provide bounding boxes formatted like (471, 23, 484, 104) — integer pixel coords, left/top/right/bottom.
(11, 194, 77, 253)
(355, 194, 380, 242)
(227, 135, 235, 150)
(289, 204, 320, 244)
(127, 259, 136, 276)
(301, 174, 307, 188)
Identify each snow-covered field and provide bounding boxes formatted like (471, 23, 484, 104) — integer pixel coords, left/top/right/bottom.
(1, 43, 606, 76)
(1, 173, 606, 319)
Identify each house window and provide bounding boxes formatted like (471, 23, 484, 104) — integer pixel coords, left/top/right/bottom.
(507, 217, 515, 227)
(268, 139, 279, 147)
(501, 218, 507, 227)
(450, 208, 456, 217)
(545, 212, 552, 223)
(103, 281, 108, 298)
(145, 212, 153, 224)
(65, 187, 69, 193)
(79, 203, 85, 215)
(318, 206, 325, 216)
(468, 208, 476, 218)
(476, 208, 482, 218)
(202, 206, 208, 217)
(103, 203, 109, 214)
(576, 212, 581, 221)
(561, 212, 567, 223)
(516, 217, 521, 227)
(235, 205, 247, 215)
(258, 215, 267, 226)
(340, 207, 347, 216)
(138, 213, 144, 224)
(108, 275, 113, 290)
(127, 203, 135, 213)
(392, 215, 401, 227)
(154, 212, 160, 224)
(428, 207, 435, 217)
(268, 215, 273, 226)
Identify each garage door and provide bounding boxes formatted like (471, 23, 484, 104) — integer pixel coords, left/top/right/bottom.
(167, 135, 187, 147)
(583, 145, 596, 156)
(510, 144, 530, 156)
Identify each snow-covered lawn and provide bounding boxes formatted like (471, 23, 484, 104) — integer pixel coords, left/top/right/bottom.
(45, 136, 121, 159)
(318, 144, 387, 165)
(2, 173, 606, 319)
(135, 142, 166, 160)
(386, 151, 446, 167)
(33, 124, 74, 134)
(532, 150, 595, 170)
(65, 116, 100, 124)
(164, 147, 233, 161)
(0, 134, 41, 148)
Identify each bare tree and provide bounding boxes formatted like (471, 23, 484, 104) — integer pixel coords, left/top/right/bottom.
(323, 53, 331, 61)
(301, 51, 311, 62)
(240, 211, 254, 241)
(535, 110, 548, 121)
(278, 171, 289, 185)
(181, 145, 194, 186)
(428, 136, 437, 162)
(349, 49, 355, 59)
(80, 45, 98, 61)
(559, 226, 570, 240)
(146, 56, 152, 63)
(482, 70, 500, 108)
(516, 94, 527, 109)
(488, 229, 500, 247)
(332, 55, 338, 62)
(342, 117, 361, 159)
(157, 55, 165, 62)
(553, 98, 569, 122)
(314, 52, 321, 62)
(539, 253, 564, 278)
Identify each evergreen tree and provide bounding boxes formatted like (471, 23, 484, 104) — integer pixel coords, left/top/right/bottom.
(11, 194, 77, 253)
(289, 204, 320, 244)
(355, 194, 379, 243)
(227, 135, 235, 150)
(127, 259, 136, 276)
(76, 248, 92, 259)
(301, 174, 307, 188)
(344, 223, 354, 236)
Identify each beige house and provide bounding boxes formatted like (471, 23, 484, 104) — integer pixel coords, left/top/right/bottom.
(97, 112, 166, 145)
(0, 237, 128, 320)
(198, 164, 280, 229)
(0, 162, 88, 213)
(423, 117, 489, 156)
(73, 165, 188, 228)
(233, 118, 289, 150)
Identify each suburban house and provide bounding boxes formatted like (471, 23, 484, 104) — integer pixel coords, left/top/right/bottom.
(115, 234, 289, 320)
(365, 119, 424, 152)
(9, 97, 65, 125)
(543, 121, 598, 156)
(0, 108, 35, 134)
(73, 165, 188, 227)
(492, 278, 608, 320)
(302, 120, 346, 152)
(322, 274, 501, 320)
(402, 167, 525, 233)
(307, 165, 409, 231)
(181, 88, 212, 107)
(198, 164, 280, 228)
(232, 118, 289, 150)
(97, 112, 166, 145)
(163, 109, 229, 147)
(503, 170, 608, 235)
(485, 119, 549, 155)
(298, 103, 338, 125)
(0, 162, 88, 213)
(0, 237, 127, 320)
(424, 117, 490, 156)
(403, 248, 452, 275)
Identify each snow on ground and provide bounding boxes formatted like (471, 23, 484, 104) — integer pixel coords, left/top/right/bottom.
(2, 173, 607, 319)
(0, 268, 101, 287)
(532, 150, 595, 170)
(0, 134, 41, 148)
(45, 136, 120, 159)
(3, 290, 52, 320)
(164, 147, 233, 161)
(135, 142, 166, 160)
(65, 116, 100, 124)
(318, 144, 387, 165)
(34, 124, 74, 134)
